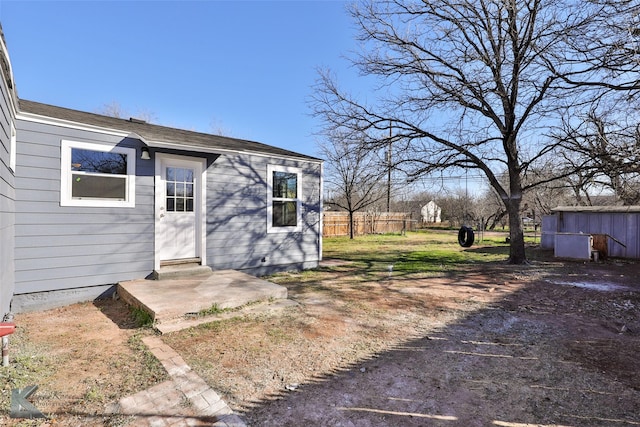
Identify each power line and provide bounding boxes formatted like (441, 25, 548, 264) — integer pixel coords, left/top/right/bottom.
(403, 175, 488, 184)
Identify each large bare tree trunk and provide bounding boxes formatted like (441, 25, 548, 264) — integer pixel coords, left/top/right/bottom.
(506, 200, 526, 264)
(348, 210, 355, 239)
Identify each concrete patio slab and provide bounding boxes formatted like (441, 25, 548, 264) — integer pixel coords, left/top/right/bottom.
(155, 298, 299, 334)
(118, 269, 289, 327)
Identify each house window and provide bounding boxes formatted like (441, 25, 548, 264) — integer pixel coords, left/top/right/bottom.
(267, 165, 302, 233)
(60, 140, 136, 207)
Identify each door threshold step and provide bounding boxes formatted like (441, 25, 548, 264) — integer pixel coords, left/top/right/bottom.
(153, 263, 212, 280)
(160, 258, 201, 267)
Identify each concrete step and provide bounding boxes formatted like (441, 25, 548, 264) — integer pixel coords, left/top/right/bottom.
(153, 261, 212, 280)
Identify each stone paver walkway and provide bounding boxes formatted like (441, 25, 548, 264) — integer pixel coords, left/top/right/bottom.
(107, 336, 246, 427)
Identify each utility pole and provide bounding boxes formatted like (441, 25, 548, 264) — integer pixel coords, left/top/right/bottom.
(387, 123, 392, 213)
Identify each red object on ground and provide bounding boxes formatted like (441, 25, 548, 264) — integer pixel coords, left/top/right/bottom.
(0, 323, 16, 337)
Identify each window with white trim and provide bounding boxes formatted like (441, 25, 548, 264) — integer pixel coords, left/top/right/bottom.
(60, 140, 136, 207)
(267, 165, 302, 233)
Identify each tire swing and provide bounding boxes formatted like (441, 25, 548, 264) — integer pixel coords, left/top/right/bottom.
(458, 226, 475, 248)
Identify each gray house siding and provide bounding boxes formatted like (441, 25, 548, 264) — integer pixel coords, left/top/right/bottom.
(205, 153, 322, 275)
(0, 36, 324, 313)
(11, 116, 322, 311)
(13, 119, 155, 311)
(544, 208, 640, 259)
(0, 42, 15, 317)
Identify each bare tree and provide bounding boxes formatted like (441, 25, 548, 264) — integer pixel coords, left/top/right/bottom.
(321, 131, 387, 239)
(209, 117, 234, 137)
(97, 101, 157, 123)
(97, 101, 126, 119)
(312, 0, 630, 263)
(549, 1, 640, 201)
(551, 1, 640, 94)
(476, 188, 508, 230)
(437, 189, 476, 228)
(556, 109, 640, 205)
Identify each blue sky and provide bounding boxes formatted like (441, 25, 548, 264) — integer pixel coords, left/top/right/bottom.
(0, 0, 360, 157)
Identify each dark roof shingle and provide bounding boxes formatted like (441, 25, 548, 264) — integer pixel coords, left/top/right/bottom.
(19, 99, 320, 162)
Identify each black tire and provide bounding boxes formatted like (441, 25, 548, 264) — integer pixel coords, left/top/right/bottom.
(458, 226, 475, 247)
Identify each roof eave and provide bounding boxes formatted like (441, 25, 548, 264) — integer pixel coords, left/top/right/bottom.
(552, 206, 640, 213)
(18, 108, 322, 163)
(136, 135, 322, 163)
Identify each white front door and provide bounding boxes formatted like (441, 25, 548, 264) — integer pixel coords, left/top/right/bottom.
(156, 155, 205, 263)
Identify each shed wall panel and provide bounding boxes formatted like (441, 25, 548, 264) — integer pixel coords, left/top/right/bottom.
(554, 210, 640, 259)
(540, 215, 557, 249)
(554, 233, 592, 260)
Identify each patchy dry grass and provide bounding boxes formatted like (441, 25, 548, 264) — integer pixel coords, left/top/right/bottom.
(163, 232, 640, 426)
(3, 231, 639, 426)
(1, 301, 166, 426)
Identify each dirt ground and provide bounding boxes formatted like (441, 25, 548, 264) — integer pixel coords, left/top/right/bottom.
(0, 300, 166, 426)
(2, 249, 640, 426)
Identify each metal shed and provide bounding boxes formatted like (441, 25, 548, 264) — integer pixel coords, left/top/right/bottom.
(542, 206, 640, 260)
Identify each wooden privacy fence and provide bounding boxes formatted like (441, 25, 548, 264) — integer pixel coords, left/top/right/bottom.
(323, 212, 417, 237)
